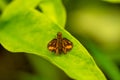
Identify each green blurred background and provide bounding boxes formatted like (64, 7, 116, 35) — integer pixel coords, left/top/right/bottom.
(0, 0, 120, 80)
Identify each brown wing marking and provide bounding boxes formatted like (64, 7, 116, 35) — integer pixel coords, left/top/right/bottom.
(47, 39, 57, 52)
(62, 38, 73, 52)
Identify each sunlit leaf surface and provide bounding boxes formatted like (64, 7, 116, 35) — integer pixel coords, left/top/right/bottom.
(0, 0, 106, 80)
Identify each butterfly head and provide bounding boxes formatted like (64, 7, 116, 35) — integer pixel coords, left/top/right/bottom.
(57, 32, 62, 36)
(57, 32, 62, 39)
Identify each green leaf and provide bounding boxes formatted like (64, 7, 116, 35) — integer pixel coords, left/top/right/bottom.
(38, 0, 66, 27)
(81, 38, 120, 80)
(103, 0, 120, 3)
(0, 0, 106, 80)
(23, 54, 70, 80)
(1, 0, 66, 27)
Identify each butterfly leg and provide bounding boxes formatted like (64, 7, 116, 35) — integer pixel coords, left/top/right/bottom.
(62, 47, 67, 54)
(55, 48, 59, 55)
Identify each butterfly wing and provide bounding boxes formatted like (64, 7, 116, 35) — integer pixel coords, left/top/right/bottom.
(62, 38, 73, 52)
(47, 39, 57, 52)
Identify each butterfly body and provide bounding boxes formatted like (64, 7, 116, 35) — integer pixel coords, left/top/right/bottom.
(48, 32, 73, 55)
